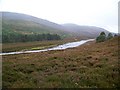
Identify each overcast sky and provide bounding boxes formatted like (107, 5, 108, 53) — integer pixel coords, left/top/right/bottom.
(0, 0, 119, 33)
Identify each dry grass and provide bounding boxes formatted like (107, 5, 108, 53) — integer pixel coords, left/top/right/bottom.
(2, 39, 76, 52)
(2, 36, 119, 88)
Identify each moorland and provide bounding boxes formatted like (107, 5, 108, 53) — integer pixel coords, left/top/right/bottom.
(1, 12, 119, 88)
(2, 36, 119, 88)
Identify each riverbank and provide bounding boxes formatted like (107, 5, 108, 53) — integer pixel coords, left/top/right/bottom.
(1, 39, 94, 55)
(2, 40, 72, 53)
(2, 36, 119, 88)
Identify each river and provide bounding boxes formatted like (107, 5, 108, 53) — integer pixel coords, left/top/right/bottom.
(0, 39, 95, 55)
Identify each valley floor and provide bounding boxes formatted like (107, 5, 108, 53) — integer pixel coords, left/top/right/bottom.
(2, 37, 119, 88)
(2, 39, 76, 53)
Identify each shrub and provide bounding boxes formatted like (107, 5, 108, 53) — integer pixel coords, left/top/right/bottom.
(107, 33, 113, 40)
(96, 32, 106, 42)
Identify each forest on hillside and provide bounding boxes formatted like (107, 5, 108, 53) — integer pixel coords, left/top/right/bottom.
(2, 32, 61, 43)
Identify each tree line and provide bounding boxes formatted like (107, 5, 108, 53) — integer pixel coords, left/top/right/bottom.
(96, 32, 117, 43)
(2, 32, 61, 43)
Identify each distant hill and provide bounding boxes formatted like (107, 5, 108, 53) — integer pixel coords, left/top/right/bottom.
(1, 12, 70, 38)
(1, 12, 110, 42)
(62, 24, 109, 38)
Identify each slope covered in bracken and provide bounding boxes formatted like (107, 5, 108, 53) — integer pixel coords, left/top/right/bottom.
(3, 36, 119, 88)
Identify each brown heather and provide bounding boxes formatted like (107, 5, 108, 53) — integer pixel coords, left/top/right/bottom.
(2, 36, 119, 88)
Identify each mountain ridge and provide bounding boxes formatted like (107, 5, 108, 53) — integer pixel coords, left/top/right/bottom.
(1, 12, 110, 40)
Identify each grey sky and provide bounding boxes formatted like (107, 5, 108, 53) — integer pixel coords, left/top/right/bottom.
(0, 0, 119, 33)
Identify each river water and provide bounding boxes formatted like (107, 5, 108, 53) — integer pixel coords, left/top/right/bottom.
(1, 39, 95, 55)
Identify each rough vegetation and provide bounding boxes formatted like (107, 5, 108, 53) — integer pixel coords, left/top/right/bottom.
(96, 32, 114, 43)
(2, 39, 75, 53)
(2, 36, 119, 88)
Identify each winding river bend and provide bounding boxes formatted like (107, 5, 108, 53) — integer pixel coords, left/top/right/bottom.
(1, 39, 95, 55)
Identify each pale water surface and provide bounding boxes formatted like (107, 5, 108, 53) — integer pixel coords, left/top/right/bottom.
(1, 39, 95, 55)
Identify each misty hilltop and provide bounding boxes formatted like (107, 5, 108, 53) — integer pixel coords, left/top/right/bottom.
(1, 12, 110, 41)
(62, 23, 109, 38)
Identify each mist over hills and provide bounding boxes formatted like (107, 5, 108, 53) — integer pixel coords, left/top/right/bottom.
(1, 12, 69, 38)
(1, 12, 110, 40)
(2, 12, 66, 31)
(62, 24, 109, 38)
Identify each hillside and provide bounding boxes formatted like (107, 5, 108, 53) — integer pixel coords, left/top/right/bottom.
(2, 36, 119, 88)
(1, 12, 110, 42)
(62, 24, 109, 38)
(2, 12, 70, 37)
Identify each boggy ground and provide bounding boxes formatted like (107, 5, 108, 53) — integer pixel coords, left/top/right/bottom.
(2, 36, 119, 88)
(2, 38, 77, 53)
